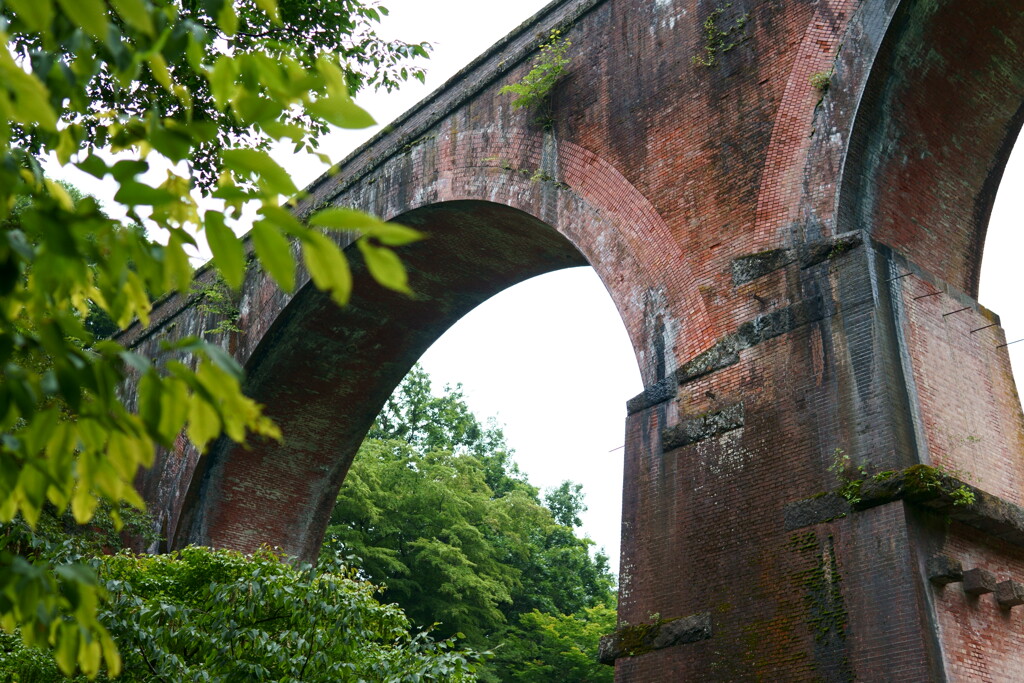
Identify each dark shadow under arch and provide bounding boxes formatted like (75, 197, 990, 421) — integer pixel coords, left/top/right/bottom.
(174, 200, 622, 560)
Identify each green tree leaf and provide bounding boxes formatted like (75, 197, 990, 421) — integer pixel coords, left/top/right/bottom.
(220, 148, 298, 196)
(253, 0, 280, 23)
(109, 0, 154, 36)
(188, 392, 222, 450)
(0, 0, 431, 675)
(302, 231, 351, 306)
(204, 211, 246, 289)
(5, 0, 54, 32)
(251, 220, 295, 291)
(306, 95, 376, 129)
(356, 238, 412, 295)
(54, 0, 109, 39)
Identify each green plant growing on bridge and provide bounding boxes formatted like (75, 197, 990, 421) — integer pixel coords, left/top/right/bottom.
(810, 70, 832, 93)
(500, 29, 571, 127)
(902, 464, 976, 507)
(193, 274, 242, 336)
(692, 4, 750, 68)
(827, 451, 978, 509)
(828, 449, 867, 505)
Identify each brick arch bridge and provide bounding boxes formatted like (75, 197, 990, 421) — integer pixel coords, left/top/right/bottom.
(122, 0, 1024, 678)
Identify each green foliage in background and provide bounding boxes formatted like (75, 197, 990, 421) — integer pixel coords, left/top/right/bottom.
(325, 366, 616, 683)
(0, 0, 428, 675)
(492, 604, 616, 683)
(1, 546, 483, 682)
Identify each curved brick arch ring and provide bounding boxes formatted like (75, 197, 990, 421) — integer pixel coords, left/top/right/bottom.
(321, 129, 715, 363)
(165, 131, 700, 561)
(835, 0, 1024, 296)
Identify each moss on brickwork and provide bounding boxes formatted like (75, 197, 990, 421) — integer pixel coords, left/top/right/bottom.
(789, 532, 854, 680)
(616, 619, 663, 657)
(731, 247, 790, 285)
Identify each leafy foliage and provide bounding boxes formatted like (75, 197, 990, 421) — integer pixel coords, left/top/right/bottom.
(5, 0, 429, 190)
(488, 604, 616, 683)
(499, 29, 570, 112)
(691, 3, 750, 68)
(325, 366, 616, 682)
(1, 546, 483, 681)
(191, 273, 242, 336)
(0, 0, 428, 674)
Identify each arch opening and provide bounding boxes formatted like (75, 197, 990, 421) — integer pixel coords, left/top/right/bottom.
(981, 125, 1024, 383)
(174, 200, 642, 561)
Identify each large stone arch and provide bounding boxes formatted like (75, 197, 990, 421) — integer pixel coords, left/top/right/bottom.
(159, 131, 691, 561)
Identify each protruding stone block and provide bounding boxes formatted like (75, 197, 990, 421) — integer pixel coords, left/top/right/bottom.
(927, 555, 964, 585)
(598, 612, 712, 665)
(662, 404, 744, 452)
(995, 580, 1024, 608)
(731, 248, 790, 285)
(963, 568, 997, 595)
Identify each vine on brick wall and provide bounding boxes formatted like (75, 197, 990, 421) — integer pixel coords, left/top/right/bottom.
(193, 274, 242, 336)
(692, 3, 750, 68)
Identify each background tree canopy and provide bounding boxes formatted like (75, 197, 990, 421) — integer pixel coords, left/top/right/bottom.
(1, 544, 483, 682)
(325, 366, 616, 682)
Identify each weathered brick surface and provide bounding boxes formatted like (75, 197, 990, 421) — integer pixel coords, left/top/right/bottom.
(118, 0, 1024, 678)
(922, 518, 1024, 682)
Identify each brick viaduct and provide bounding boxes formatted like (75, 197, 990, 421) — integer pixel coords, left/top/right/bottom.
(121, 0, 1024, 679)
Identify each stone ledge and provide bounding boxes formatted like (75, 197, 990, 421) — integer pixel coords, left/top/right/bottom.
(662, 403, 744, 452)
(784, 466, 1024, 549)
(996, 580, 1024, 607)
(628, 297, 823, 414)
(598, 612, 712, 665)
(729, 231, 864, 286)
(963, 568, 997, 595)
(731, 248, 791, 286)
(927, 555, 964, 585)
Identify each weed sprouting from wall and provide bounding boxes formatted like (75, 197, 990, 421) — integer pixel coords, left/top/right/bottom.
(500, 29, 571, 127)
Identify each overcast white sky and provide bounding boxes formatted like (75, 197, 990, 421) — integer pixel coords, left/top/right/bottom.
(54, 0, 1024, 573)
